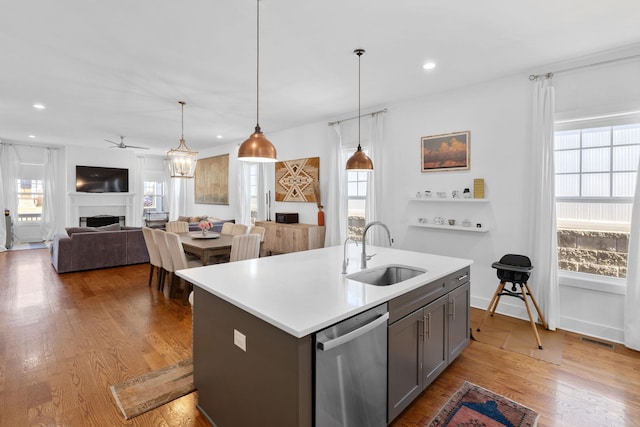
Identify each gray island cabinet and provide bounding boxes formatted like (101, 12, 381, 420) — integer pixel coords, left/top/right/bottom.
(178, 245, 472, 427)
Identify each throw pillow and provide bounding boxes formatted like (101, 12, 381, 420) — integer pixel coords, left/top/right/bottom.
(96, 223, 121, 232)
(178, 216, 190, 223)
(65, 226, 99, 235)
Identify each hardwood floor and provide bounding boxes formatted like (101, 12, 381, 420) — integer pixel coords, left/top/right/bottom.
(1, 248, 639, 426)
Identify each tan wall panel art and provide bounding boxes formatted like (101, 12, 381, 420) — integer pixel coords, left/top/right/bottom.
(194, 154, 229, 205)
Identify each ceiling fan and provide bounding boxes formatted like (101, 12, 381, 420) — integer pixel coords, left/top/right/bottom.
(105, 136, 149, 150)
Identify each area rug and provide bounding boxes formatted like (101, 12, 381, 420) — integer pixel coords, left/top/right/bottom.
(9, 241, 48, 251)
(110, 358, 195, 419)
(428, 381, 539, 427)
(472, 310, 564, 365)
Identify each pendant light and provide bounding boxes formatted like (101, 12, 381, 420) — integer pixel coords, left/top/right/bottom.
(346, 48, 373, 171)
(238, 0, 277, 162)
(167, 101, 198, 178)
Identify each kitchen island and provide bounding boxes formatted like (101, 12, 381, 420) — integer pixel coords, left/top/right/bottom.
(177, 245, 472, 426)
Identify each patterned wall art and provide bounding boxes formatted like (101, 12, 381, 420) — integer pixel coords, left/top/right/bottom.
(275, 157, 320, 203)
(194, 153, 229, 205)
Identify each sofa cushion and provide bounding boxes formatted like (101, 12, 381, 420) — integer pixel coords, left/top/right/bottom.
(65, 223, 121, 235)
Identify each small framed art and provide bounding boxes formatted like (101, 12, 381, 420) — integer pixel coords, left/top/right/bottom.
(421, 131, 470, 172)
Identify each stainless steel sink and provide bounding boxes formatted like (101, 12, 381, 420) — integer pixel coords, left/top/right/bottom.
(347, 265, 426, 286)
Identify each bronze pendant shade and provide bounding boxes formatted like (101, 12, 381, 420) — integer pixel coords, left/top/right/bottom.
(346, 48, 373, 171)
(238, 0, 277, 163)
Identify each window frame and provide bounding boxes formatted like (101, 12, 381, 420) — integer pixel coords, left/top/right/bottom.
(554, 114, 640, 290)
(16, 178, 44, 222)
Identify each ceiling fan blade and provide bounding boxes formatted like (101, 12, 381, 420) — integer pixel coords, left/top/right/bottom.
(126, 145, 150, 150)
(105, 139, 119, 146)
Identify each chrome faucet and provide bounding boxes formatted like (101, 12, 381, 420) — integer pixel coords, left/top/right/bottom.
(342, 238, 358, 274)
(361, 221, 393, 269)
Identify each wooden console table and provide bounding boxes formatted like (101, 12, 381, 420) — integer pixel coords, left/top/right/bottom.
(255, 221, 325, 255)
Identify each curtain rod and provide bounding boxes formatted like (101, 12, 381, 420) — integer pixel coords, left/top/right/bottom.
(0, 141, 60, 150)
(328, 108, 388, 126)
(529, 53, 640, 80)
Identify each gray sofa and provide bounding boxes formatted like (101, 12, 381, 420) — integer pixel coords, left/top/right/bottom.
(51, 224, 149, 273)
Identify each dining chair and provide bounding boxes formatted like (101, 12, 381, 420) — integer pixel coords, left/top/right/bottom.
(230, 234, 261, 262)
(142, 227, 163, 288)
(166, 231, 203, 303)
(249, 225, 266, 257)
(231, 223, 248, 235)
(220, 222, 235, 235)
(152, 228, 176, 297)
(166, 221, 189, 233)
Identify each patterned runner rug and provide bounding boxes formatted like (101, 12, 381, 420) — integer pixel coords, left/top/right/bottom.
(110, 358, 195, 419)
(428, 381, 539, 427)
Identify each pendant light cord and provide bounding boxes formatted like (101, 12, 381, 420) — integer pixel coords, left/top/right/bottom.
(355, 49, 364, 150)
(256, 0, 260, 130)
(179, 101, 185, 140)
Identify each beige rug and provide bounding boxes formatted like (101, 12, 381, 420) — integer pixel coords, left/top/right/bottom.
(472, 311, 564, 365)
(110, 358, 195, 419)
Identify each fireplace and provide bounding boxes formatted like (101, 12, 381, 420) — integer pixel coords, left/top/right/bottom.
(81, 215, 125, 227)
(69, 192, 136, 228)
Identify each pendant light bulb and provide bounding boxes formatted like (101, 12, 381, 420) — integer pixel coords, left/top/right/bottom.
(346, 48, 373, 171)
(238, 0, 277, 163)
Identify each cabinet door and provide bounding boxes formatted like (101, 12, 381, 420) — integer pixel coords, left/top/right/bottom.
(388, 309, 424, 423)
(448, 282, 470, 361)
(422, 295, 447, 388)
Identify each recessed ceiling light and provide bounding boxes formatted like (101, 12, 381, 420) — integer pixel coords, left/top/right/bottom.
(422, 62, 436, 70)
(33, 103, 46, 110)
(28, 135, 36, 138)
(216, 135, 223, 139)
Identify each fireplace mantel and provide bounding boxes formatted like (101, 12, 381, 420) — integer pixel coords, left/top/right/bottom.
(69, 192, 136, 226)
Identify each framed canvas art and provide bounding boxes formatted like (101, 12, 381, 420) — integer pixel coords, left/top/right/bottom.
(194, 154, 229, 205)
(421, 131, 470, 172)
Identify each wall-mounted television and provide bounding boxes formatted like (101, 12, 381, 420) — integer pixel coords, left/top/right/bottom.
(75, 165, 129, 193)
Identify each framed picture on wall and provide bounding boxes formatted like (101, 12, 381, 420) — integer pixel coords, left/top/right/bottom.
(421, 131, 470, 172)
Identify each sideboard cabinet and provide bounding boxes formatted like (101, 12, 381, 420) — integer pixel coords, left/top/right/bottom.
(255, 221, 325, 254)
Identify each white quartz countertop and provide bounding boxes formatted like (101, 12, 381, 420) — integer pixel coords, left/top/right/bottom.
(177, 245, 472, 338)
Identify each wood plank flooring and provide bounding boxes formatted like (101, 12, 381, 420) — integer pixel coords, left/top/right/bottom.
(1, 248, 639, 426)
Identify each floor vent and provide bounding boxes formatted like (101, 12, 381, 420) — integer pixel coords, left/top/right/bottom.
(580, 336, 615, 349)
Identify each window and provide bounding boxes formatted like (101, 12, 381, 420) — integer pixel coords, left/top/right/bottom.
(143, 181, 165, 212)
(555, 122, 640, 278)
(345, 148, 369, 241)
(16, 179, 43, 222)
(248, 164, 259, 225)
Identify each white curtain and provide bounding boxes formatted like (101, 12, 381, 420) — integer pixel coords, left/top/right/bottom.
(257, 164, 267, 221)
(365, 112, 386, 246)
(624, 156, 640, 350)
(0, 144, 19, 250)
(529, 76, 559, 331)
(327, 124, 347, 247)
(165, 161, 188, 221)
(131, 156, 145, 227)
(237, 161, 251, 226)
(41, 147, 61, 241)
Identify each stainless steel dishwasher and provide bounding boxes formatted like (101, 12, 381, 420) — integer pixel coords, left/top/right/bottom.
(315, 303, 388, 427)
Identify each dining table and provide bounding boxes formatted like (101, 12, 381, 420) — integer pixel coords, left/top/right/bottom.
(179, 232, 234, 266)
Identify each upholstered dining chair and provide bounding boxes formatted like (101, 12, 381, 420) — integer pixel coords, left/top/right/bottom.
(229, 234, 261, 262)
(231, 223, 248, 235)
(152, 228, 176, 297)
(166, 232, 203, 303)
(249, 225, 266, 257)
(220, 222, 235, 235)
(142, 227, 163, 288)
(166, 221, 189, 233)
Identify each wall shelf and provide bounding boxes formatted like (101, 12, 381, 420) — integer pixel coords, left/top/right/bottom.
(409, 223, 489, 233)
(410, 197, 489, 203)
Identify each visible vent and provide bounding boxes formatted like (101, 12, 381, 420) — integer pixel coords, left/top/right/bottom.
(580, 336, 615, 349)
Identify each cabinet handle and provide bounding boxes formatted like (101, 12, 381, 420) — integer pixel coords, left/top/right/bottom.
(449, 298, 456, 320)
(457, 274, 468, 281)
(419, 317, 424, 338)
